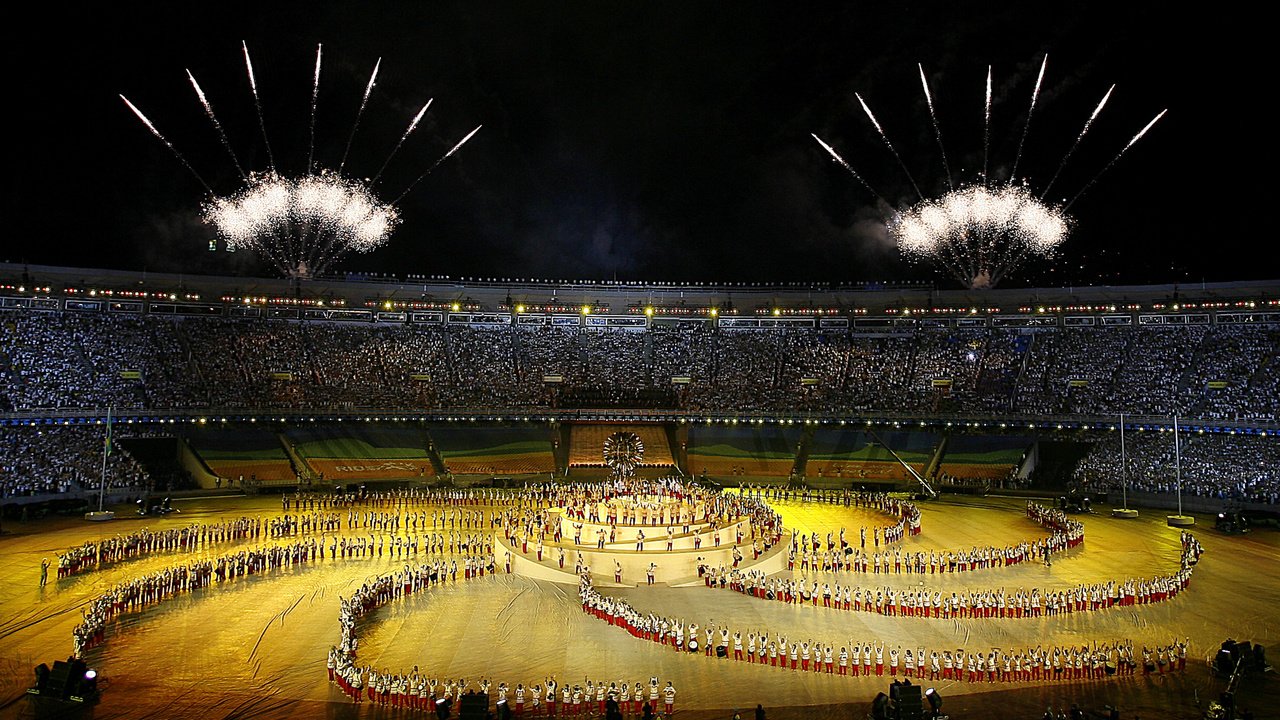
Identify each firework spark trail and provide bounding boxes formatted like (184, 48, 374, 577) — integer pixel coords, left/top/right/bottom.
(807, 133, 888, 207)
(918, 64, 953, 190)
(1010, 54, 1048, 182)
(119, 95, 213, 192)
(242, 41, 276, 171)
(186, 70, 246, 178)
(372, 98, 433, 184)
(340, 57, 381, 173)
(983, 65, 992, 184)
(126, 44, 483, 279)
(393, 125, 483, 203)
(855, 93, 922, 199)
(1042, 84, 1115, 199)
(1066, 109, 1167, 209)
(308, 43, 322, 174)
(815, 60, 1163, 288)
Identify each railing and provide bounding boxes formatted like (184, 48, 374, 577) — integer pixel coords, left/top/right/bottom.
(1, 406, 1275, 435)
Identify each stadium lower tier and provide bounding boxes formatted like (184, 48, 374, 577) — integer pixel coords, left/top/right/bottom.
(4, 421, 1277, 505)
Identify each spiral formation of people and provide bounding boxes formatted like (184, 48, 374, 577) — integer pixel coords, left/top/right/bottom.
(9, 462, 1275, 720)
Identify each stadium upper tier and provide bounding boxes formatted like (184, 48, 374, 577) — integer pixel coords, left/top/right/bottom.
(2, 304, 1278, 426)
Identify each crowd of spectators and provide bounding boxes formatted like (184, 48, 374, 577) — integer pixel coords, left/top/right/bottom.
(1178, 325, 1279, 422)
(2, 309, 1277, 501)
(4, 309, 1276, 420)
(0, 426, 149, 498)
(1073, 431, 1279, 504)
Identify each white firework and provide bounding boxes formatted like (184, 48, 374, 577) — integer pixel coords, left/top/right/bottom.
(814, 57, 1164, 289)
(121, 43, 480, 278)
(890, 184, 1070, 289)
(202, 172, 400, 277)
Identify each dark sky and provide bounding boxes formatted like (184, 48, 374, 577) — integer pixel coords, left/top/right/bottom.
(7, 2, 1273, 288)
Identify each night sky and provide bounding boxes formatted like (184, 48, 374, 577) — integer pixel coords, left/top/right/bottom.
(7, 2, 1272, 288)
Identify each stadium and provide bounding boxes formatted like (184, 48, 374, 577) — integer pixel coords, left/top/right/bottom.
(4, 4, 1279, 720)
(2, 263, 1278, 720)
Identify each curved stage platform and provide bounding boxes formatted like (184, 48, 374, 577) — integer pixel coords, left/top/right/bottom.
(497, 527, 788, 588)
(499, 490, 786, 587)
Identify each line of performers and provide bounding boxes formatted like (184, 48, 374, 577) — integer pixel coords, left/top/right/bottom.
(55, 488, 523, 580)
(287, 487, 516, 513)
(54, 507, 511, 587)
(701, 563, 1194, 619)
(703, 526, 1201, 620)
(55, 516, 266, 578)
(784, 501, 1081, 576)
(328, 659, 678, 718)
(328, 558, 678, 716)
(578, 575, 1191, 685)
(69, 533, 497, 659)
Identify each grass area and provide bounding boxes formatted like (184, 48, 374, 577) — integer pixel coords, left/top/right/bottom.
(445, 452, 555, 474)
(428, 427, 551, 453)
(807, 447, 932, 463)
(691, 456, 795, 476)
(196, 447, 289, 461)
(438, 440, 553, 459)
(293, 438, 429, 459)
(941, 448, 1025, 465)
(205, 459, 295, 481)
(687, 443, 794, 460)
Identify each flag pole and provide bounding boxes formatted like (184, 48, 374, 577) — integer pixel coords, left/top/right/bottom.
(1112, 413, 1138, 518)
(1120, 413, 1127, 510)
(98, 405, 112, 513)
(1174, 414, 1182, 517)
(1166, 413, 1194, 527)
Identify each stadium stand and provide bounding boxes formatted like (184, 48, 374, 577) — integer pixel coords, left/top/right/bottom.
(186, 425, 297, 484)
(936, 433, 1029, 484)
(285, 425, 434, 481)
(1074, 431, 1280, 504)
(806, 428, 933, 482)
(3, 310, 1279, 419)
(2, 300, 1278, 503)
(0, 426, 149, 498)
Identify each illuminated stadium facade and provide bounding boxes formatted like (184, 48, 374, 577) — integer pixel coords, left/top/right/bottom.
(11, 6, 1280, 719)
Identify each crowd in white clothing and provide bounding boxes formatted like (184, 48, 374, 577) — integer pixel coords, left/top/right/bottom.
(1075, 431, 1280, 504)
(4, 309, 1276, 419)
(0, 426, 148, 498)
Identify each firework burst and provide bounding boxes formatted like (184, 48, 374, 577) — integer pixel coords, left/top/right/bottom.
(891, 184, 1069, 289)
(814, 57, 1165, 288)
(121, 43, 481, 278)
(202, 172, 399, 278)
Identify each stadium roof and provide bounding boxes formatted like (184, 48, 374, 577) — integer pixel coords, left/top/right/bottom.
(3, 262, 1277, 317)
